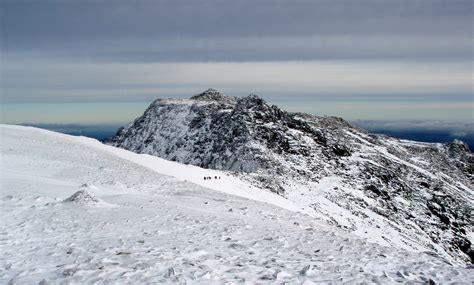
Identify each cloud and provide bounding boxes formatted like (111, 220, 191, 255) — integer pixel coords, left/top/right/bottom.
(3, 35, 473, 63)
(1, 0, 472, 123)
(3, 0, 471, 40)
(337, 102, 474, 111)
(1, 0, 472, 62)
(2, 57, 472, 103)
(352, 120, 474, 134)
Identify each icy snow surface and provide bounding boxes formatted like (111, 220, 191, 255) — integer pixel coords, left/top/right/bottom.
(1, 125, 472, 283)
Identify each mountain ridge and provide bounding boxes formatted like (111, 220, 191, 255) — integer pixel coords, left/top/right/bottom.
(110, 89, 473, 264)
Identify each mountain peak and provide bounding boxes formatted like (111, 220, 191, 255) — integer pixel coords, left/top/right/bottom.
(190, 88, 232, 102)
(110, 90, 474, 264)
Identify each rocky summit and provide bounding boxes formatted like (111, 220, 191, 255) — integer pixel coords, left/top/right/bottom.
(110, 89, 473, 264)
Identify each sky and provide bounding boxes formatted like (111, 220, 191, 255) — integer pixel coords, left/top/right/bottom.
(0, 0, 473, 126)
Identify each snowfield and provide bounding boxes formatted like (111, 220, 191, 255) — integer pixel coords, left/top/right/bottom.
(1, 124, 472, 284)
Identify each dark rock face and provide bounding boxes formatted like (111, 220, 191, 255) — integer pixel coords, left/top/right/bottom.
(110, 89, 335, 172)
(110, 89, 473, 264)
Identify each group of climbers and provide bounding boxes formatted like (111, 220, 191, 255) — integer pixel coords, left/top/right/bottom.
(204, 176, 221, 180)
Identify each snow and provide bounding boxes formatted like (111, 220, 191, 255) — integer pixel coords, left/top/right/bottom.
(347, 131, 440, 181)
(347, 130, 474, 198)
(1, 124, 473, 283)
(284, 177, 426, 252)
(75, 132, 306, 214)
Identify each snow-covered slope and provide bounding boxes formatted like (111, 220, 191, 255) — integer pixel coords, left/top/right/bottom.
(110, 89, 474, 265)
(1, 125, 473, 283)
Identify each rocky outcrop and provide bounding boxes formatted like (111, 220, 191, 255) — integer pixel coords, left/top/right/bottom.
(63, 190, 100, 205)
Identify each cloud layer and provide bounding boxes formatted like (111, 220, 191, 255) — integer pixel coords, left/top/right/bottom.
(2, 0, 472, 62)
(0, 0, 472, 123)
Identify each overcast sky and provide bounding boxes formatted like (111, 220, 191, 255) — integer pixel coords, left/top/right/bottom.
(1, 0, 472, 124)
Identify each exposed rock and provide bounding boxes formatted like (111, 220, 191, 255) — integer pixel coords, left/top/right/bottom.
(63, 190, 100, 205)
(332, 144, 351, 156)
